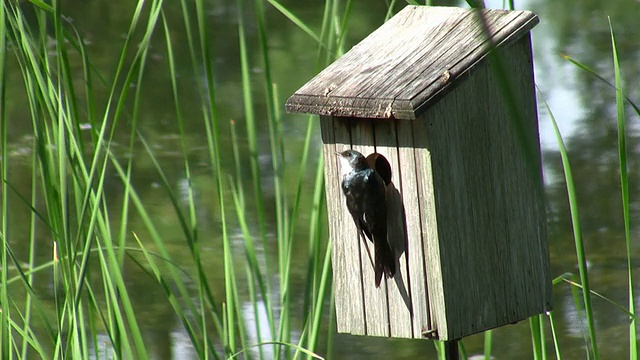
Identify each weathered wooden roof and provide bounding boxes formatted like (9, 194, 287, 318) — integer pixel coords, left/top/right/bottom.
(285, 6, 538, 120)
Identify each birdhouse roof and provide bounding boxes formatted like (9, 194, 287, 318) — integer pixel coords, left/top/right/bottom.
(285, 6, 538, 120)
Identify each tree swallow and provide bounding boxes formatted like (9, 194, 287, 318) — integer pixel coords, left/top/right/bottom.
(337, 149, 396, 287)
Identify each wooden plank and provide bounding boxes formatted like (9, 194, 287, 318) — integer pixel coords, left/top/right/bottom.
(285, 6, 539, 119)
(372, 121, 413, 338)
(321, 116, 366, 335)
(285, 95, 416, 121)
(423, 63, 500, 340)
(351, 120, 390, 337)
(411, 119, 445, 339)
(320, 117, 350, 333)
(288, 6, 449, 106)
(329, 8, 472, 105)
(394, 119, 434, 339)
(393, 10, 531, 97)
(408, 11, 538, 118)
(357, 10, 491, 100)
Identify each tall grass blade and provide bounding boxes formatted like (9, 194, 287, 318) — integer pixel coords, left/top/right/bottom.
(239, 0, 269, 245)
(237, 1, 279, 357)
(556, 274, 638, 320)
(483, 329, 493, 360)
(0, 0, 10, 357)
(229, 341, 325, 360)
(562, 55, 640, 118)
(161, 11, 217, 358)
(266, 0, 322, 45)
(548, 311, 563, 360)
(229, 172, 269, 358)
(529, 315, 545, 360)
(304, 153, 329, 354)
(190, 0, 247, 355)
(540, 90, 599, 358)
(608, 18, 636, 359)
(129, 233, 210, 358)
(19, 140, 41, 358)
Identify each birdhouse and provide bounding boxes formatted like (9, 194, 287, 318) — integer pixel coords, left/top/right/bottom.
(286, 5, 551, 341)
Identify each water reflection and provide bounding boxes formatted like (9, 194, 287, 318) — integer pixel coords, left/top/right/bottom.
(560, 290, 589, 339)
(4, 0, 640, 358)
(243, 299, 274, 358)
(87, 325, 199, 360)
(169, 326, 199, 360)
(88, 333, 112, 359)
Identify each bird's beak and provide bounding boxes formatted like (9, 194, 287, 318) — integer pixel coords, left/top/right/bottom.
(335, 151, 342, 157)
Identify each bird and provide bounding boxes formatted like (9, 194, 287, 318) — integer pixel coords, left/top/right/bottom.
(336, 149, 396, 288)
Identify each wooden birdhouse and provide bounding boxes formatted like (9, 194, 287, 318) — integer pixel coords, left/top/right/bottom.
(286, 6, 551, 341)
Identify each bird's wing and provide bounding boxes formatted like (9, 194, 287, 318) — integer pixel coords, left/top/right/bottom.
(362, 170, 387, 237)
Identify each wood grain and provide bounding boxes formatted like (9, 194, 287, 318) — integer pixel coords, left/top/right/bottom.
(322, 116, 367, 334)
(396, 119, 436, 339)
(351, 121, 390, 336)
(415, 35, 549, 340)
(373, 121, 413, 338)
(309, 6, 549, 342)
(285, 6, 539, 120)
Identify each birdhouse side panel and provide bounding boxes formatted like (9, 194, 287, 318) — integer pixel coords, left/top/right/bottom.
(488, 34, 551, 318)
(421, 34, 549, 340)
(426, 69, 510, 339)
(433, 88, 501, 339)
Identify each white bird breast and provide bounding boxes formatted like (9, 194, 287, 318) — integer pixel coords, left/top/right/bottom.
(338, 155, 353, 179)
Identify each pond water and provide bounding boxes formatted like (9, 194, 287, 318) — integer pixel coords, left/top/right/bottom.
(4, 0, 640, 359)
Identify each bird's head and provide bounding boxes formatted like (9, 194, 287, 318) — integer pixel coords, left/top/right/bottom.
(336, 149, 367, 176)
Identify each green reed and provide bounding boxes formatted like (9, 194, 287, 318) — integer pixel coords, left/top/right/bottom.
(3, 0, 639, 359)
(537, 18, 639, 360)
(1, 0, 350, 358)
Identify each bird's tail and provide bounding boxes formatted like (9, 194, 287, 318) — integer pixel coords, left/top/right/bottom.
(374, 236, 396, 288)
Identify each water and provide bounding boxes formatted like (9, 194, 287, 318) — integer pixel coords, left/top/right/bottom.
(4, 0, 640, 358)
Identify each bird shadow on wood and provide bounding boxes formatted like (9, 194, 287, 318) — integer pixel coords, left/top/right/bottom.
(386, 181, 412, 315)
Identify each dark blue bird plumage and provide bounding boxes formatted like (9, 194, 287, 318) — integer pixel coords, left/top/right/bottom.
(337, 149, 396, 288)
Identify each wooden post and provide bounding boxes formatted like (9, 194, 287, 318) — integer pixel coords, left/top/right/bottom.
(444, 340, 459, 360)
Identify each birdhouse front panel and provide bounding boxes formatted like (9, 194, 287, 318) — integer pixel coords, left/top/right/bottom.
(321, 116, 436, 339)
